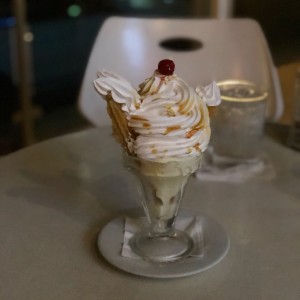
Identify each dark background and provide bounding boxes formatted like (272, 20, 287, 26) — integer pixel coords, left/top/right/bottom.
(0, 0, 299, 153)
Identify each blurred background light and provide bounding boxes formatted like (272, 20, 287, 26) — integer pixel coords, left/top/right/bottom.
(0, 17, 16, 28)
(23, 32, 34, 42)
(67, 4, 82, 18)
(129, 0, 153, 9)
(163, 0, 174, 4)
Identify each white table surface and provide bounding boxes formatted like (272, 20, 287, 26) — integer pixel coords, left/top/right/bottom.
(0, 127, 300, 300)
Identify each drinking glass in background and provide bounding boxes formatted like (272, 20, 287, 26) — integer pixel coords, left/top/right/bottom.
(210, 80, 268, 162)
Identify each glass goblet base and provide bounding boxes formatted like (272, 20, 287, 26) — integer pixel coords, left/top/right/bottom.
(129, 229, 194, 263)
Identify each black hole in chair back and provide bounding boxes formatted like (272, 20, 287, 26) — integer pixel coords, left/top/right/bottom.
(159, 37, 203, 51)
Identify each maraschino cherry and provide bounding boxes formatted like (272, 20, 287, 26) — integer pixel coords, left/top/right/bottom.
(158, 59, 175, 75)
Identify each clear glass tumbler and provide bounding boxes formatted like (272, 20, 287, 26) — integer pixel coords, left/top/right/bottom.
(211, 80, 268, 161)
(123, 153, 202, 263)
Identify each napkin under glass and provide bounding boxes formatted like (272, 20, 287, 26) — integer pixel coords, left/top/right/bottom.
(196, 148, 275, 183)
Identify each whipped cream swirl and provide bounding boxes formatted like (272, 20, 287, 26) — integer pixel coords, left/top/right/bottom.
(94, 71, 141, 113)
(94, 70, 220, 161)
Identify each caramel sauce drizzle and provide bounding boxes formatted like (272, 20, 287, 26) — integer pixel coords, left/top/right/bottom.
(129, 128, 138, 140)
(178, 99, 189, 114)
(166, 107, 176, 117)
(185, 119, 205, 138)
(151, 148, 158, 154)
(164, 125, 181, 135)
(131, 115, 148, 122)
(185, 129, 198, 139)
(194, 143, 201, 151)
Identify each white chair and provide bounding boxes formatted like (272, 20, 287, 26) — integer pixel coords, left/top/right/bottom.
(78, 16, 283, 127)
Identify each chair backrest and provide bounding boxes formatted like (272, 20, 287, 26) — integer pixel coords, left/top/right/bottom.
(78, 16, 283, 127)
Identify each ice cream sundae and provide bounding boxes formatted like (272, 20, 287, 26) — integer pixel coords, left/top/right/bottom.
(94, 59, 221, 261)
(94, 59, 220, 160)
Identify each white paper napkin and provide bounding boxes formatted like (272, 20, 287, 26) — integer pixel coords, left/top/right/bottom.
(196, 148, 275, 183)
(121, 216, 204, 259)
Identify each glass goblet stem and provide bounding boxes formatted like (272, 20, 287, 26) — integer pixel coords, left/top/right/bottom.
(124, 153, 201, 263)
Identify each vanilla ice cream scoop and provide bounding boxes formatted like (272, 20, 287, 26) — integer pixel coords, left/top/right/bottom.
(94, 59, 221, 162)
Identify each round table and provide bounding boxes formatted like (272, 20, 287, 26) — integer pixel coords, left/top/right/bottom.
(0, 127, 300, 299)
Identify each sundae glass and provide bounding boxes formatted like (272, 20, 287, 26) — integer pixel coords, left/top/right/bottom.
(94, 59, 221, 263)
